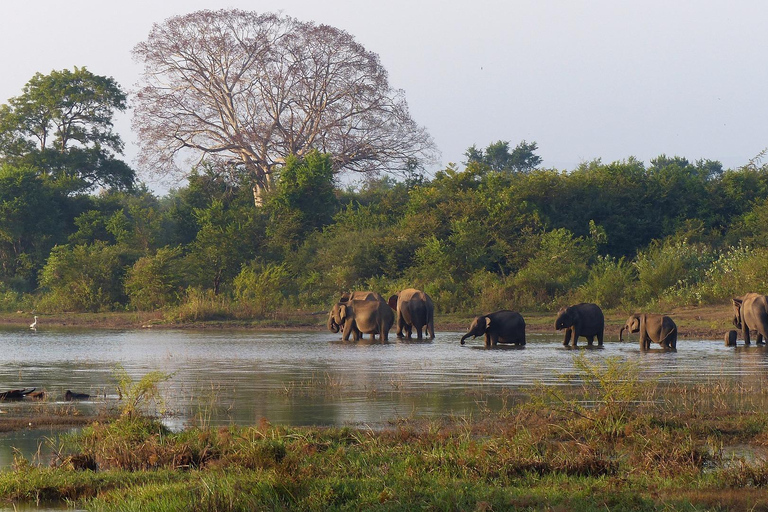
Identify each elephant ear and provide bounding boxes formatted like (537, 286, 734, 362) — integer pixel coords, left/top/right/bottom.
(339, 304, 348, 319)
(732, 297, 743, 307)
(388, 295, 398, 310)
(484, 316, 491, 329)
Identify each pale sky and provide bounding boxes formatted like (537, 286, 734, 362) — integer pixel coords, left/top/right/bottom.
(1, 1, 767, 193)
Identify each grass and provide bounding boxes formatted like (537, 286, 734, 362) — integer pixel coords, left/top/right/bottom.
(1, 358, 768, 511)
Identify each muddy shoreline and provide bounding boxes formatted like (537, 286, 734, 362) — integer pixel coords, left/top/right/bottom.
(0, 303, 734, 340)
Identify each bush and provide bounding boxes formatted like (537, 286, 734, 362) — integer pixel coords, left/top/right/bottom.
(125, 246, 186, 310)
(37, 242, 136, 312)
(167, 287, 232, 322)
(574, 256, 634, 309)
(631, 239, 713, 306)
(233, 262, 292, 317)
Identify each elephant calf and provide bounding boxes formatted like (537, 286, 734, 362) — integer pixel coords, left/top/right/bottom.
(460, 310, 525, 347)
(620, 313, 677, 350)
(555, 303, 604, 347)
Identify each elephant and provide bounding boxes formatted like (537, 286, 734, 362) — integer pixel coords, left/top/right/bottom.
(724, 329, 738, 347)
(328, 299, 394, 342)
(555, 303, 604, 347)
(388, 288, 435, 340)
(619, 313, 677, 350)
(460, 310, 525, 347)
(732, 293, 768, 345)
(327, 291, 386, 338)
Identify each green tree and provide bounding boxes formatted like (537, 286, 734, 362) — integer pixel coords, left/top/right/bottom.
(0, 67, 133, 192)
(38, 242, 134, 311)
(265, 151, 339, 254)
(0, 164, 64, 289)
(124, 246, 186, 310)
(465, 140, 542, 173)
(186, 200, 255, 294)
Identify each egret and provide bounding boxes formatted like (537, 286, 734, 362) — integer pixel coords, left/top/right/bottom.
(29, 316, 37, 330)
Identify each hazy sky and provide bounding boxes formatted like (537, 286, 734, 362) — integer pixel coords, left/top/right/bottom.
(2, 1, 767, 192)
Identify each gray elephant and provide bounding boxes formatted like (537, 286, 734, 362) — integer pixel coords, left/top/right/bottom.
(732, 293, 768, 345)
(460, 310, 525, 347)
(388, 288, 435, 340)
(327, 291, 386, 337)
(620, 313, 677, 350)
(329, 299, 394, 342)
(555, 303, 604, 347)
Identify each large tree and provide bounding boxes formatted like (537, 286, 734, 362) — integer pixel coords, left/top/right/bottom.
(0, 67, 133, 192)
(132, 9, 438, 204)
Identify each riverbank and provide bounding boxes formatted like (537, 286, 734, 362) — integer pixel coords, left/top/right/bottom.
(1, 359, 767, 511)
(0, 303, 734, 339)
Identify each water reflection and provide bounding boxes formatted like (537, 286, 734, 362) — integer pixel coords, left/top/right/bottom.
(0, 327, 763, 431)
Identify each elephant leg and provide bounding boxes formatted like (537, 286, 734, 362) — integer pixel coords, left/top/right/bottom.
(396, 314, 405, 338)
(743, 326, 751, 345)
(597, 331, 603, 347)
(484, 333, 491, 348)
(563, 329, 572, 346)
(406, 324, 413, 340)
(490, 333, 499, 346)
(758, 333, 765, 345)
(586, 335, 594, 346)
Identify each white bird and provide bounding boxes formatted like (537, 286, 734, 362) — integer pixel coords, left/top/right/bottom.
(29, 316, 37, 330)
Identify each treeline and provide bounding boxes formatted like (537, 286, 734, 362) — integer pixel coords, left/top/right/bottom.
(2, 147, 768, 318)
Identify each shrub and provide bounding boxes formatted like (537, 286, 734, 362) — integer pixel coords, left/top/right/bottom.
(574, 256, 634, 309)
(167, 287, 232, 322)
(233, 262, 292, 317)
(37, 242, 135, 312)
(125, 246, 186, 310)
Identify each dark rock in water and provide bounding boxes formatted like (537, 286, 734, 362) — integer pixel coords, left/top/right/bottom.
(0, 388, 35, 401)
(65, 390, 90, 401)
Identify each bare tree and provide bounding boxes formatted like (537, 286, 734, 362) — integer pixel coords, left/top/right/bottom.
(132, 9, 438, 204)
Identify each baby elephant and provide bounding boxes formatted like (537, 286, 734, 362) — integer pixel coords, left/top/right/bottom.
(620, 313, 677, 350)
(460, 310, 525, 347)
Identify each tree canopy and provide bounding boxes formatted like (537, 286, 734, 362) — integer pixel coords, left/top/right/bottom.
(0, 67, 133, 192)
(132, 9, 438, 204)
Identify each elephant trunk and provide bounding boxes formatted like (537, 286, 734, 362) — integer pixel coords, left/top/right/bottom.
(619, 326, 625, 342)
(328, 312, 340, 333)
(460, 332, 472, 345)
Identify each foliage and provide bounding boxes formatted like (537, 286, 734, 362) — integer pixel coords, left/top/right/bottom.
(574, 256, 634, 309)
(265, 151, 339, 254)
(0, 67, 133, 192)
(124, 246, 186, 310)
(233, 262, 293, 317)
(37, 242, 136, 312)
(167, 287, 233, 322)
(112, 365, 171, 418)
(465, 139, 542, 173)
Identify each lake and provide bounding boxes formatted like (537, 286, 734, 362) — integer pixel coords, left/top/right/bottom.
(0, 326, 763, 469)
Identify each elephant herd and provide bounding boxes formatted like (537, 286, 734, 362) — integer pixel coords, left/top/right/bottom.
(327, 289, 768, 350)
(327, 289, 435, 342)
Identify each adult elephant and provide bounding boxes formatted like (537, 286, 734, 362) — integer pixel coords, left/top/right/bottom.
(460, 310, 525, 347)
(555, 303, 604, 347)
(732, 293, 768, 345)
(620, 313, 677, 350)
(328, 299, 394, 342)
(388, 288, 435, 340)
(327, 291, 386, 336)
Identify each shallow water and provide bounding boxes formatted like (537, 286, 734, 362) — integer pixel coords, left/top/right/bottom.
(0, 327, 764, 467)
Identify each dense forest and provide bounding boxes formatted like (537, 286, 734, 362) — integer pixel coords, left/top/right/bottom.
(2, 65, 768, 319)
